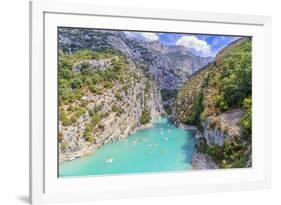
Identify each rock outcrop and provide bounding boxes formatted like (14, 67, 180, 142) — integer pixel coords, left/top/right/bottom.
(200, 109, 243, 146)
(59, 56, 164, 162)
(192, 152, 219, 170)
(191, 110, 243, 169)
(72, 59, 112, 72)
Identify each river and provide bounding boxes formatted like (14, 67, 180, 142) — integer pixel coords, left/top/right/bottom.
(59, 118, 197, 177)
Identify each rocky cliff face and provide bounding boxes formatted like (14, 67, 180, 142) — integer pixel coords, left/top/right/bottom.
(58, 50, 164, 162)
(175, 38, 252, 169)
(198, 109, 243, 146)
(192, 109, 244, 169)
(192, 152, 219, 170)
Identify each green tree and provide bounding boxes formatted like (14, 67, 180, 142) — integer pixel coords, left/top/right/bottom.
(70, 78, 82, 89)
(115, 92, 122, 101)
(140, 109, 151, 124)
(185, 93, 204, 126)
(219, 40, 252, 107)
(240, 97, 252, 141)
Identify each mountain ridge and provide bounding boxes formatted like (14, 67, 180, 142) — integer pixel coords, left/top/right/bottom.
(58, 27, 214, 90)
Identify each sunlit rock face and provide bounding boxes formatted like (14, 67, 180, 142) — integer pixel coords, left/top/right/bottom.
(59, 59, 164, 162)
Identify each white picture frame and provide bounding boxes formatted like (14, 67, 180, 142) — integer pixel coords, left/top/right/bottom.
(29, 0, 272, 204)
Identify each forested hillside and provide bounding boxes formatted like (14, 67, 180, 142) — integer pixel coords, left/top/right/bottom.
(175, 37, 252, 168)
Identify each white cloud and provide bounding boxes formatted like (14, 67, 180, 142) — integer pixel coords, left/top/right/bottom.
(123, 31, 136, 39)
(176, 36, 211, 56)
(124, 31, 159, 42)
(140, 32, 159, 41)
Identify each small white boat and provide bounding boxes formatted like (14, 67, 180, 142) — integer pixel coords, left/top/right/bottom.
(106, 157, 113, 164)
(154, 143, 159, 147)
(142, 137, 148, 141)
(164, 137, 169, 141)
(132, 140, 137, 144)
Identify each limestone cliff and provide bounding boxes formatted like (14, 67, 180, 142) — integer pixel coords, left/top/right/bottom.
(192, 152, 219, 170)
(58, 50, 164, 162)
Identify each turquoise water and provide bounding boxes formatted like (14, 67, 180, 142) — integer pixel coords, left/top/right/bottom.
(59, 118, 197, 177)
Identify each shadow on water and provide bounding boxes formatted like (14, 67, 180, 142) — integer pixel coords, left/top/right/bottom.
(181, 130, 198, 164)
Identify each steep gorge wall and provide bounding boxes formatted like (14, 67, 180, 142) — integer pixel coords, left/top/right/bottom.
(175, 38, 252, 169)
(59, 57, 164, 162)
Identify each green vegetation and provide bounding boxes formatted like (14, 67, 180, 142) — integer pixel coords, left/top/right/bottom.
(139, 80, 152, 124)
(83, 123, 95, 143)
(160, 89, 178, 102)
(89, 85, 103, 94)
(70, 78, 82, 89)
(221, 44, 251, 105)
(175, 64, 209, 123)
(184, 93, 204, 126)
(58, 132, 64, 143)
(115, 92, 122, 101)
(160, 89, 178, 115)
(70, 115, 78, 124)
(59, 106, 86, 126)
(88, 105, 103, 115)
(176, 38, 252, 129)
(214, 39, 252, 109)
(140, 109, 151, 125)
(59, 47, 155, 150)
(176, 38, 252, 168)
(88, 106, 104, 126)
(164, 105, 172, 115)
(60, 142, 68, 151)
(122, 85, 129, 95)
(90, 112, 102, 126)
(58, 48, 130, 129)
(144, 80, 151, 94)
(58, 48, 129, 106)
(196, 138, 249, 168)
(103, 81, 113, 89)
(213, 95, 228, 111)
(240, 97, 252, 141)
(112, 105, 124, 115)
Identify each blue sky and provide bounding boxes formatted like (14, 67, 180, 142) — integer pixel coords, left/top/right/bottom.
(124, 31, 240, 57)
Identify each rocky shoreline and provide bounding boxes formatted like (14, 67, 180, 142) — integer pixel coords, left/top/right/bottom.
(171, 117, 222, 170)
(59, 114, 220, 171)
(60, 122, 155, 163)
(189, 109, 244, 170)
(170, 120, 207, 170)
(192, 152, 219, 170)
(171, 116, 197, 130)
(128, 122, 154, 135)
